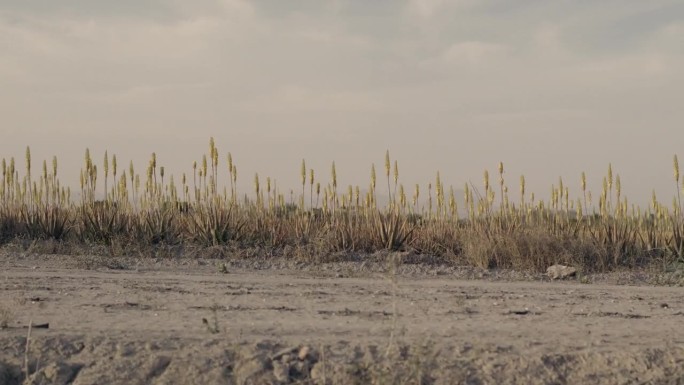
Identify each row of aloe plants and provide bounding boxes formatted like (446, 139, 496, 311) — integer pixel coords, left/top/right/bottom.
(1, 139, 683, 272)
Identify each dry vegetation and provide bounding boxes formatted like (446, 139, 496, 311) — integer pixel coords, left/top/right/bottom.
(2, 138, 684, 273)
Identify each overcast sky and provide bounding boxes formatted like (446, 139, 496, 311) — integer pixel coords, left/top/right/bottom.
(1, 0, 683, 206)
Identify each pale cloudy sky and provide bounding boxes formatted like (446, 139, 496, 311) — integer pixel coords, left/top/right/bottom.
(1, 0, 683, 205)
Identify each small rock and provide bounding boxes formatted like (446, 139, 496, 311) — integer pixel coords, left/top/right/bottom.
(298, 346, 311, 361)
(547, 264, 577, 280)
(508, 308, 531, 315)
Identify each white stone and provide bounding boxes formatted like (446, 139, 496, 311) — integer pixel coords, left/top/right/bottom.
(547, 264, 577, 280)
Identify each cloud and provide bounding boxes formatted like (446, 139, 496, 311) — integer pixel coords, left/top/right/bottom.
(0, 2, 264, 97)
(443, 41, 508, 65)
(404, 0, 481, 19)
(1, 0, 683, 204)
(237, 84, 385, 113)
(406, 0, 447, 18)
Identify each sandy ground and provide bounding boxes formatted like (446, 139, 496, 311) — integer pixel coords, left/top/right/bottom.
(1, 253, 683, 385)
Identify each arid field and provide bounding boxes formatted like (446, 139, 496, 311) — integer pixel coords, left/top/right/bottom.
(1, 251, 683, 385)
(1, 143, 684, 384)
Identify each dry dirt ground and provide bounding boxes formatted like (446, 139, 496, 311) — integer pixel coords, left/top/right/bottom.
(0, 253, 683, 385)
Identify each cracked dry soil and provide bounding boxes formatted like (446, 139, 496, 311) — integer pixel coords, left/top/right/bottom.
(1, 255, 683, 385)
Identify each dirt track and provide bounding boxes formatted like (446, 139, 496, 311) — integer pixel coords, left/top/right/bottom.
(1, 254, 683, 385)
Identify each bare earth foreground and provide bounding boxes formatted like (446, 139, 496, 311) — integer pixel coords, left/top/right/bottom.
(1, 253, 683, 385)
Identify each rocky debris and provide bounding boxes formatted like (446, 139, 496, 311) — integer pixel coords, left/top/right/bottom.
(28, 361, 82, 385)
(234, 353, 275, 385)
(234, 345, 319, 384)
(547, 265, 577, 280)
(2, 338, 684, 385)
